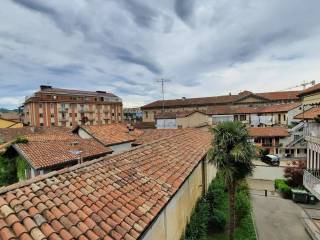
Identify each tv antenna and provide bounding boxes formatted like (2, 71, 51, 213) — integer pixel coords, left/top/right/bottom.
(282, 80, 316, 91)
(156, 78, 171, 112)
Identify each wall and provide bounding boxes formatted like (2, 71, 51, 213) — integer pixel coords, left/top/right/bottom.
(142, 159, 216, 240)
(78, 128, 93, 139)
(156, 119, 177, 129)
(0, 119, 23, 128)
(303, 92, 320, 105)
(110, 142, 133, 154)
(176, 112, 209, 128)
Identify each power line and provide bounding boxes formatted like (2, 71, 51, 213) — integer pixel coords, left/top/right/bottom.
(156, 78, 171, 112)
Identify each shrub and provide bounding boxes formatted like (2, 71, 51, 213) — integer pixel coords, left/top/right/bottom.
(235, 191, 250, 224)
(185, 200, 209, 240)
(208, 208, 226, 231)
(275, 179, 292, 199)
(206, 188, 224, 209)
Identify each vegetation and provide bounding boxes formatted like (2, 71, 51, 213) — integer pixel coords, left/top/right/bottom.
(184, 173, 256, 240)
(274, 179, 292, 199)
(207, 121, 256, 240)
(284, 160, 306, 187)
(0, 154, 18, 186)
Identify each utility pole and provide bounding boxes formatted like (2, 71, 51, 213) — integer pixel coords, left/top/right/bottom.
(156, 78, 171, 112)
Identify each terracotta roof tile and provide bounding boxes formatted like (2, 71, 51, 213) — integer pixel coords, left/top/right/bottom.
(142, 90, 300, 109)
(294, 107, 320, 120)
(81, 124, 144, 146)
(249, 127, 289, 137)
(298, 83, 320, 96)
(0, 129, 211, 239)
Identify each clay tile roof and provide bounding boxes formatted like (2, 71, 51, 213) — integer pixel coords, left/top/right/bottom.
(14, 139, 112, 170)
(207, 103, 301, 115)
(248, 127, 289, 137)
(155, 110, 207, 119)
(132, 129, 186, 146)
(298, 83, 320, 97)
(294, 107, 320, 120)
(0, 127, 34, 143)
(0, 112, 20, 121)
(141, 90, 300, 109)
(0, 129, 211, 240)
(81, 124, 144, 146)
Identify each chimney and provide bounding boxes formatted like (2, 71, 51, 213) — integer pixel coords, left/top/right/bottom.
(229, 92, 231, 96)
(40, 85, 52, 90)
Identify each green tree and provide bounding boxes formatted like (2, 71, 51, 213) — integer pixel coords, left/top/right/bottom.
(207, 121, 256, 240)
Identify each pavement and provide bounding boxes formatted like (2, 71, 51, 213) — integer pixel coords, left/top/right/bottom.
(250, 164, 285, 181)
(249, 179, 310, 240)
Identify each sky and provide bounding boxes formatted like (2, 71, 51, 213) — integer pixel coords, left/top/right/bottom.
(1, 0, 320, 109)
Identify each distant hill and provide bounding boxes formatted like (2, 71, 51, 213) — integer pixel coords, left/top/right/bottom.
(0, 108, 19, 113)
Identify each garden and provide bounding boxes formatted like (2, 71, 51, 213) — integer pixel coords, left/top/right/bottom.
(183, 172, 256, 240)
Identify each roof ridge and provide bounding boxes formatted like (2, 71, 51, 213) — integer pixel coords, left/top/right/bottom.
(0, 129, 198, 195)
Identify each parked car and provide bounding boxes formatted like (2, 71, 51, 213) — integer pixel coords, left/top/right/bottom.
(261, 154, 280, 166)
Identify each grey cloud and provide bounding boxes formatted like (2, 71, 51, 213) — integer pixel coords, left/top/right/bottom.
(46, 64, 85, 75)
(12, 0, 56, 16)
(174, 0, 196, 24)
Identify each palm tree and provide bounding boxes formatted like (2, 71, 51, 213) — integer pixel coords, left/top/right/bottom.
(207, 121, 256, 240)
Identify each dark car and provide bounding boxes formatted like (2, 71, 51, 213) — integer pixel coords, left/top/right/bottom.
(261, 154, 280, 166)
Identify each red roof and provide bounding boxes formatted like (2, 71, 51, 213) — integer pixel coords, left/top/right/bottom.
(248, 127, 289, 137)
(81, 124, 144, 146)
(142, 90, 300, 109)
(298, 83, 320, 97)
(0, 129, 211, 240)
(207, 103, 300, 115)
(294, 107, 320, 120)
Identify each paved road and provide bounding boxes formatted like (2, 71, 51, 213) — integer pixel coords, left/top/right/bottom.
(250, 165, 285, 181)
(249, 180, 310, 240)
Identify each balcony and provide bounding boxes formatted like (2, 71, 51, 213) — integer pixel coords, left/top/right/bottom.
(59, 118, 68, 122)
(303, 170, 320, 200)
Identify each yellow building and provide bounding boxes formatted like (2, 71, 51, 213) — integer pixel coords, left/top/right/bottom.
(299, 83, 320, 105)
(0, 112, 23, 128)
(0, 118, 23, 128)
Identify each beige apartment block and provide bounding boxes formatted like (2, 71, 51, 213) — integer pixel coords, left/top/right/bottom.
(23, 85, 123, 127)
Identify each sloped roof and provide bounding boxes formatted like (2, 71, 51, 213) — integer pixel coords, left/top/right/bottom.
(155, 110, 207, 119)
(0, 112, 20, 121)
(141, 90, 300, 109)
(294, 107, 320, 120)
(0, 129, 211, 240)
(81, 124, 144, 146)
(0, 127, 35, 143)
(249, 127, 289, 137)
(14, 139, 112, 170)
(298, 83, 320, 97)
(132, 129, 186, 146)
(207, 103, 300, 115)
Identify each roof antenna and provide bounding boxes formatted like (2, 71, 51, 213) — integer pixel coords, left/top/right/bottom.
(155, 78, 171, 113)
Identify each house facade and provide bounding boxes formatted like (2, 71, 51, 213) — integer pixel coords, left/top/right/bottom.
(141, 90, 301, 123)
(23, 85, 123, 128)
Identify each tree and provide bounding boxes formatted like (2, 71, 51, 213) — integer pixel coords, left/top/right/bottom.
(284, 160, 306, 187)
(207, 121, 256, 240)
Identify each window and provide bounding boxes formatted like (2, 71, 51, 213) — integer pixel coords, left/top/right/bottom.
(283, 114, 286, 121)
(100, 97, 104, 101)
(145, 111, 148, 118)
(70, 122, 73, 126)
(39, 103, 43, 108)
(118, 113, 121, 116)
(112, 113, 115, 116)
(75, 113, 77, 117)
(69, 113, 72, 117)
(240, 115, 246, 121)
(40, 123, 44, 126)
(39, 113, 43, 118)
(51, 122, 55, 126)
(278, 114, 281, 122)
(50, 103, 54, 108)
(50, 114, 54, 118)
(234, 115, 238, 121)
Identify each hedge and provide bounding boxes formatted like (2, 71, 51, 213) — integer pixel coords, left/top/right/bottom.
(275, 179, 292, 199)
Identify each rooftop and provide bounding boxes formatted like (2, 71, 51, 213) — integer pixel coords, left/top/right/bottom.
(79, 124, 144, 146)
(298, 83, 320, 97)
(0, 129, 211, 240)
(294, 107, 320, 120)
(142, 90, 301, 109)
(249, 127, 289, 137)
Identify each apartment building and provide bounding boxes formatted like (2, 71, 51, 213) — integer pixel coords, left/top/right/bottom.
(141, 90, 301, 122)
(23, 85, 123, 127)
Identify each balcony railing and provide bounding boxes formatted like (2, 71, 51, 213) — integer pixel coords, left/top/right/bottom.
(303, 170, 320, 200)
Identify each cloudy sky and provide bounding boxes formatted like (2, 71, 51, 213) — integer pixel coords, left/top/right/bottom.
(1, 0, 320, 109)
